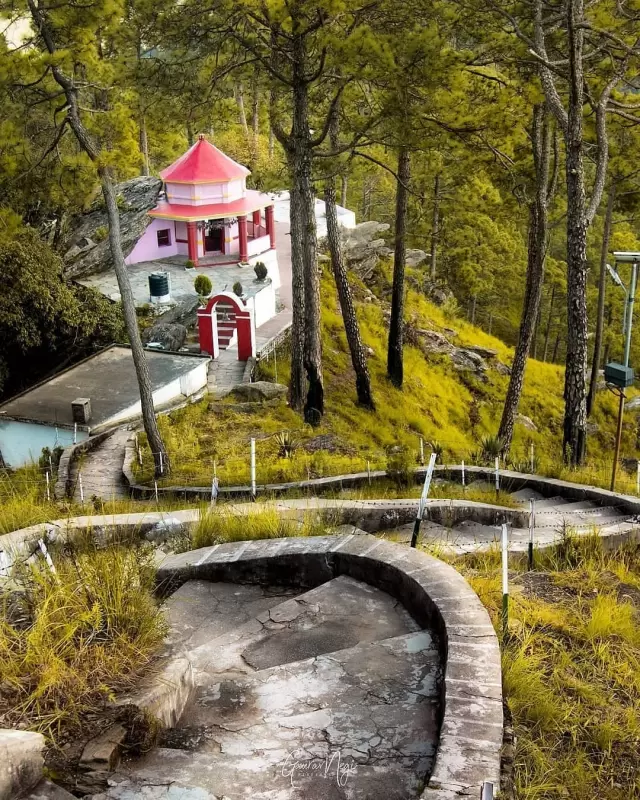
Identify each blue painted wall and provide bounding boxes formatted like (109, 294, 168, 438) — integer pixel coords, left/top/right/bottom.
(0, 420, 87, 467)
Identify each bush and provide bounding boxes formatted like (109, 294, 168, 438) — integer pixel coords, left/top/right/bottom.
(94, 225, 108, 242)
(194, 274, 212, 298)
(386, 446, 415, 487)
(254, 261, 268, 281)
(233, 281, 243, 297)
(185, 259, 195, 269)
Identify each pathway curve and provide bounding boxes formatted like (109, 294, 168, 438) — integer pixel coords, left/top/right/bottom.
(101, 573, 443, 799)
(69, 428, 131, 502)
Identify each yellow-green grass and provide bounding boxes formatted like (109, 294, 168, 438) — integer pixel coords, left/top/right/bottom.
(0, 465, 207, 536)
(134, 267, 639, 493)
(450, 534, 640, 800)
(0, 535, 166, 741)
(190, 506, 329, 550)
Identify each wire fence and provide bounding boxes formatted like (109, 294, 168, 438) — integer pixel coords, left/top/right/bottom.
(2, 433, 639, 509)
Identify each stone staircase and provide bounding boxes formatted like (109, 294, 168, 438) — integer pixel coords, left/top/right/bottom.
(384, 485, 639, 553)
(104, 575, 443, 799)
(215, 299, 238, 350)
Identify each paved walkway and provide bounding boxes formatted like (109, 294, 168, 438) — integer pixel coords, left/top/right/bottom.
(102, 574, 442, 799)
(70, 428, 131, 502)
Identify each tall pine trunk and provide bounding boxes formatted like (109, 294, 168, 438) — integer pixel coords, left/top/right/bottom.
(562, 0, 588, 466)
(387, 146, 410, 388)
(341, 175, 348, 209)
(430, 173, 440, 280)
(324, 179, 374, 409)
(234, 83, 250, 142)
(542, 285, 556, 362)
(498, 107, 551, 454)
(288, 178, 306, 411)
(139, 114, 150, 176)
(587, 182, 616, 417)
(100, 168, 169, 474)
(26, 0, 169, 478)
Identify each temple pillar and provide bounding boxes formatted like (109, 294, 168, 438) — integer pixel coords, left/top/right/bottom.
(238, 215, 248, 263)
(265, 205, 276, 249)
(187, 221, 199, 266)
(252, 209, 261, 228)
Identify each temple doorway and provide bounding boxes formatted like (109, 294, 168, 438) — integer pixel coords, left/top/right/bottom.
(204, 223, 224, 254)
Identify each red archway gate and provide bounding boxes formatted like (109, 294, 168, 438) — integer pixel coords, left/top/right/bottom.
(197, 292, 256, 361)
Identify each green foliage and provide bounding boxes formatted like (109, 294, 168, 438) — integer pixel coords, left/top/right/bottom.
(254, 261, 268, 281)
(460, 539, 640, 800)
(274, 430, 299, 458)
(0, 228, 125, 397)
(233, 281, 243, 297)
(94, 225, 108, 242)
(185, 259, 196, 270)
(194, 274, 212, 298)
(386, 446, 415, 487)
(191, 508, 326, 550)
(0, 534, 166, 740)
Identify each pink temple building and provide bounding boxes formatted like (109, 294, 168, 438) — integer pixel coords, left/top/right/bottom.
(126, 135, 276, 267)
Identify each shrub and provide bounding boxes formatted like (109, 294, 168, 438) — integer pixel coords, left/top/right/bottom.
(274, 430, 299, 458)
(477, 434, 505, 465)
(94, 225, 108, 242)
(386, 446, 415, 487)
(194, 274, 212, 298)
(0, 536, 166, 739)
(233, 281, 243, 297)
(185, 259, 195, 269)
(254, 261, 268, 281)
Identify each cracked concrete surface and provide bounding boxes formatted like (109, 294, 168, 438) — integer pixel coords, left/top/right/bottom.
(110, 577, 442, 799)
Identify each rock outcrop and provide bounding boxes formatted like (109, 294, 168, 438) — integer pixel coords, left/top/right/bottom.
(142, 322, 187, 352)
(62, 177, 162, 279)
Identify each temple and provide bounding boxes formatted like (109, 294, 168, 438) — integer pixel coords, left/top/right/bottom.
(126, 135, 276, 267)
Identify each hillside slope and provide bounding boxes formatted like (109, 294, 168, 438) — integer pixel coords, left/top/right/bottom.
(140, 262, 637, 491)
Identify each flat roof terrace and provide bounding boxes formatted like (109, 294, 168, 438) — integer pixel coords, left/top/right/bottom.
(0, 345, 209, 429)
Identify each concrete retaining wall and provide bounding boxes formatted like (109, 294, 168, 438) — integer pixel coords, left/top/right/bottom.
(156, 534, 503, 798)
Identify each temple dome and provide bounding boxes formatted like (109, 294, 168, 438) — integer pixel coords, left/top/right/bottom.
(160, 135, 250, 184)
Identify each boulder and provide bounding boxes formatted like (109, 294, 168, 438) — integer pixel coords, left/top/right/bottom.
(451, 348, 487, 373)
(405, 249, 427, 267)
(230, 381, 288, 402)
(417, 330, 454, 355)
(495, 360, 511, 376)
(0, 729, 45, 799)
(142, 322, 187, 352)
(61, 177, 162, 278)
(515, 413, 538, 432)
(465, 345, 498, 359)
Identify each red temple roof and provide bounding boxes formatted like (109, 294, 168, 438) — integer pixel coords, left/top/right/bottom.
(148, 190, 272, 221)
(160, 135, 250, 184)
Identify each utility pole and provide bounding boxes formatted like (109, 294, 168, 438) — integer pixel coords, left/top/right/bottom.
(605, 253, 640, 491)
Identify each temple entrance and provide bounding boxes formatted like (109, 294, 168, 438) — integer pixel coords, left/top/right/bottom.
(196, 291, 256, 361)
(204, 223, 224, 254)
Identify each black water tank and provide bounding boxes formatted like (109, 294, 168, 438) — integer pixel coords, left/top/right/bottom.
(149, 271, 170, 299)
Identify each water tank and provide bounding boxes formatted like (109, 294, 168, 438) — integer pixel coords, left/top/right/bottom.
(149, 271, 170, 304)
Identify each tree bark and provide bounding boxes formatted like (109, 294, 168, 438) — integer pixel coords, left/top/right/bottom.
(186, 121, 194, 147)
(387, 146, 410, 388)
(587, 182, 616, 417)
(268, 124, 275, 158)
(341, 175, 348, 209)
(542, 285, 556, 362)
(234, 82, 250, 142)
(287, 179, 306, 411)
(552, 331, 561, 362)
(498, 106, 551, 454)
(139, 114, 150, 176)
(430, 173, 440, 280)
(562, 0, 588, 466)
(100, 169, 169, 475)
(25, 0, 169, 477)
(251, 71, 260, 138)
(324, 179, 374, 409)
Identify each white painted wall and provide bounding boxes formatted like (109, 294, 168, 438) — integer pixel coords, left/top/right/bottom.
(271, 191, 356, 236)
(247, 282, 276, 328)
(0, 421, 86, 468)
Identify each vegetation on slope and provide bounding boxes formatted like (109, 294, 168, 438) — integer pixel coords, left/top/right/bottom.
(0, 533, 166, 741)
(136, 265, 639, 493)
(450, 534, 640, 800)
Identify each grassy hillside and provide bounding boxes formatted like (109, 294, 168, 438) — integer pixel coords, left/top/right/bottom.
(137, 263, 638, 492)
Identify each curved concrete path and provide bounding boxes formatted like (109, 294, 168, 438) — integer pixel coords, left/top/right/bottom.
(97, 534, 501, 800)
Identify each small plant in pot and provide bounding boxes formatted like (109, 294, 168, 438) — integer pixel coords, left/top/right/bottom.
(194, 274, 212, 303)
(185, 259, 196, 271)
(233, 281, 243, 298)
(254, 261, 268, 282)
